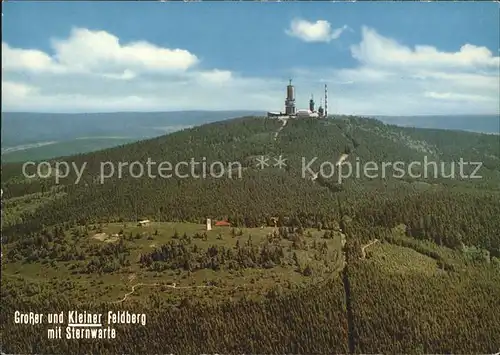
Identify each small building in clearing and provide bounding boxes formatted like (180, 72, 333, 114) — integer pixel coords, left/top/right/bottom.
(215, 220, 231, 227)
(137, 219, 150, 227)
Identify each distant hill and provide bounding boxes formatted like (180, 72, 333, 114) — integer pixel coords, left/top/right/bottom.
(376, 115, 499, 134)
(1, 110, 264, 148)
(3, 113, 497, 163)
(1, 110, 264, 162)
(0, 137, 140, 163)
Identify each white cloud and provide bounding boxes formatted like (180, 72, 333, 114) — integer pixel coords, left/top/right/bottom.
(197, 69, 233, 84)
(2, 27, 199, 76)
(102, 70, 136, 81)
(2, 81, 39, 99)
(285, 19, 347, 43)
(291, 26, 499, 115)
(423, 91, 494, 102)
(2, 43, 60, 73)
(2, 27, 285, 112)
(351, 27, 499, 70)
(1, 26, 498, 115)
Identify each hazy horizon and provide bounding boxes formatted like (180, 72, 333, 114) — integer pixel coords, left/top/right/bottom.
(2, 111, 498, 116)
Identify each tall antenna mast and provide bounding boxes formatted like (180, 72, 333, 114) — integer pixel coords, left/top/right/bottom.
(324, 84, 328, 118)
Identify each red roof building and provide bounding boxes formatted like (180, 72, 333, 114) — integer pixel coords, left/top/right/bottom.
(215, 220, 231, 227)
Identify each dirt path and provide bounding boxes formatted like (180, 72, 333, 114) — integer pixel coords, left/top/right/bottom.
(113, 283, 160, 304)
(274, 118, 288, 141)
(336, 153, 349, 167)
(341, 238, 379, 352)
(112, 282, 244, 304)
(361, 239, 379, 259)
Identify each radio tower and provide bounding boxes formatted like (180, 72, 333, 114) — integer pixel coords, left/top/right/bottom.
(324, 84, 328, 118)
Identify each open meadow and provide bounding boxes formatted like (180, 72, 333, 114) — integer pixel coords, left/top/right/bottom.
(2, 221, 345, 306)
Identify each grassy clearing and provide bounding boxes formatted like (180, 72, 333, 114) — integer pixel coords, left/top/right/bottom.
(2, 221, 345, 305)
(364, 241, 440, 276)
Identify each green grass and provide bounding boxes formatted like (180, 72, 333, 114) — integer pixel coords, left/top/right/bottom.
(364, 241, 441, 276)
(2, 222, 345, 305)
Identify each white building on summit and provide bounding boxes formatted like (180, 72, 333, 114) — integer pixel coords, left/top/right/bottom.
(267, 79, 327, 119)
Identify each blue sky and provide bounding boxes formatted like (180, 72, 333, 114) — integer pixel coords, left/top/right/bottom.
(2, 2, 499, 115)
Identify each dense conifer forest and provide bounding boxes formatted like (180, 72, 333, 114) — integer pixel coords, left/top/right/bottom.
(1, 115, 500, 353)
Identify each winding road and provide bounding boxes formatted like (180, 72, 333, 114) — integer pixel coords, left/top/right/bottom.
(361, 239, 379, 259)
(113, 283, 160, 304)
(274, 117, 288, 141)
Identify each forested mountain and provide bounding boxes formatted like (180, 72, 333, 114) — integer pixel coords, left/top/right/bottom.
(3, 113, 497, 164)
(3, 116, 499, 252)
(1, 115, 500, 354)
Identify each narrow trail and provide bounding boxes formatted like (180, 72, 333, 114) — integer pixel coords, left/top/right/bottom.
(273, 118, 288, 141)
(112, 282, 247, 304)
(113, 283, 160, 304)
(361, 239, 379, 259)
(341, 238, 380, 353)
(342, 241, 355, 353)
(342, 267, 355, 353)
(336, 153, 349, 167)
